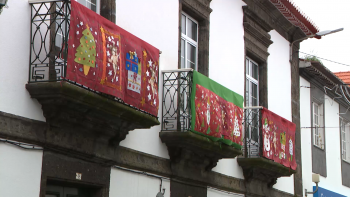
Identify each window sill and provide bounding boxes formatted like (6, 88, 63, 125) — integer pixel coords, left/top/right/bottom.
(342, 159, 350, 165)
(313, 144, 325, 151)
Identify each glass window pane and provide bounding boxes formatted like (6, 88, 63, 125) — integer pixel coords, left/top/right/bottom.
(246, 59, 249, 75)
(314, 104, 318, 114)
(245, 79, 249, 106)
(181, 39, 185, 68)
(187, 43, 196, 69)
(77, 0, 96, 12)
(181, 14, 186, 35)
(252, 62, 258, 80)
(314, 115, 318, 125)
(252, 83, 258, 106)
(187, 18, 197, 41)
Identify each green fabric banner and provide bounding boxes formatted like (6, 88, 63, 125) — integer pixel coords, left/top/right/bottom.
(190, 71, 244, 149)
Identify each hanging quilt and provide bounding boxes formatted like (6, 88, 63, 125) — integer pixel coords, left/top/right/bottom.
(261, 108, 297, 170)
(66, 1, 159, 116)
(191, 71, 244, 149)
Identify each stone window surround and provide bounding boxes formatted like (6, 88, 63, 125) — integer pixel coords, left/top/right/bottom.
(339, 105, 350, 187)
(39, 151, 111, 197)
(311, 100, 325, 149)
(178, 0, 211, 77)
(310, 84, 327, 177)
(243, 6, 272, 109)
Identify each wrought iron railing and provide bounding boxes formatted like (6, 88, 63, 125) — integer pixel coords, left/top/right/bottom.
(162, 69, 193, 132)
(29, 0, 70, 82)
(242, 107, 262, 158)
(28, 0, 158, 118)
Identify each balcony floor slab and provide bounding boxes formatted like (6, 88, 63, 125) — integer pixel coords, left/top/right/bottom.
(26, 82, 160, 145)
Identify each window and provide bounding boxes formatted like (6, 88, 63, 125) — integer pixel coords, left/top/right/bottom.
(55, 0, 100, 49)
(181, 12, 198, 70)
(46, 184, 93, 197)
(312, 102, 324, 149)
(341, 118, 350, 162)
(77, 0, 99, 13)
(245, 57, 259, 142)
(245, 57, 259, 107)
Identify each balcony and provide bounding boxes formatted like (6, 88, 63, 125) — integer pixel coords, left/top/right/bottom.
(27, 0, 159, 146)
(160, 69, 243, 179)
(238, 107, 296, 187)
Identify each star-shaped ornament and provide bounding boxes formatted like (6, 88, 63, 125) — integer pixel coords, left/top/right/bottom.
(146, 70, 149, 77)
(154, 100, 157, 105)
(140, 98, 145, 106)
(148, 93, 151, 101)
(80, 21, 83, 26)
(147, 85, 150, 91)
(148, 59, 153, 67)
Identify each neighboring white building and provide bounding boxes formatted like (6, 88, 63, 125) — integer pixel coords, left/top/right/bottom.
(300, 60, 350, 197)
(0, 0, 326, 197)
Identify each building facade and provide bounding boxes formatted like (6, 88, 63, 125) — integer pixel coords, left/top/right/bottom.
(300, 60, 350, 197)
(0, 0, 323, 197)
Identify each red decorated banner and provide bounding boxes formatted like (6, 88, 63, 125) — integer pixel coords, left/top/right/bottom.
(194, 85, 243, 146)
(191, 71, 244, 149)
(261, 108, 296, 170)
(66, 1, 159, 116)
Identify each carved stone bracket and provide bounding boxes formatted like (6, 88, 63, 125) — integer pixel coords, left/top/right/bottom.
(237, 157, 295, 188)
(26, 82, 159, 146)
(160, 131, 242, 181)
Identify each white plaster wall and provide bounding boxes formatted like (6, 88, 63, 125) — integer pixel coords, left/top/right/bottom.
(300, 77, 350, 196)
(109, 168, 170, 197)
(0, 0, 45, 121)
(209, 0, 246, 180)
(267, 30, 292, 121)
(268, 30, 294, 194)
(207, 187, 244, 197)
(209, 0, 246, 97)
(299, 77, 313, 197)
(0, 142, 43, 197)
(115, 0, 179, 158)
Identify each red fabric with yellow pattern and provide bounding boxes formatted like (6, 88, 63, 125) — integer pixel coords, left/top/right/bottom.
(67, 1, 159, 116)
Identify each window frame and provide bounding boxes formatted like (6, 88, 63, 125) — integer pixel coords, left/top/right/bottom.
(312, 101, 324, 149)
(77, 0, 100, 14)
(245, 57, 259, 143)
(55, 0, 100, 50)
(245, 57, 259, 107)
(181, 12, 198, 71)
(340, 117, 350, 163)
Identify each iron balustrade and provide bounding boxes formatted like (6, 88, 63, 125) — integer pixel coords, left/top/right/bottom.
(29, 0, 70, 82)
(162, 69, 193, 132)
(161, 70, 263, 156)
(28, 0, 157, 118)
(242, 107, 262, 158)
